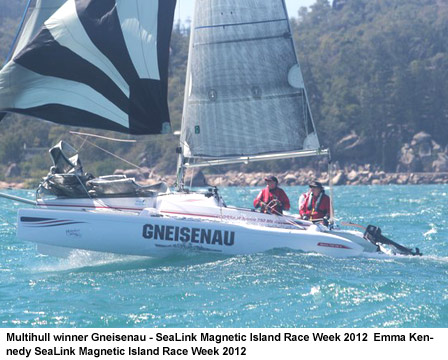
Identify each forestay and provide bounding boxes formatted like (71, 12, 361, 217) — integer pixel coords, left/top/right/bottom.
(181, 0, 320, 159)
(0, 0, 177, 135)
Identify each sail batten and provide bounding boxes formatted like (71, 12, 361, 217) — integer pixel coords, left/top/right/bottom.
(194, 33, 291, 47)
(194, 18, 288, 31)
(0, 0, 177, 135)
(181, 0, 320, 159)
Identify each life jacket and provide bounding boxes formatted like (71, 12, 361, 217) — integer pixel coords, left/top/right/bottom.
(306, 191, 325, 212)
(303, 190, 329, 219)
(262, 188, 277, 204)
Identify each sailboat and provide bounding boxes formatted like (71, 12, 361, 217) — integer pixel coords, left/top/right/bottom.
(0, 0, 420, 257)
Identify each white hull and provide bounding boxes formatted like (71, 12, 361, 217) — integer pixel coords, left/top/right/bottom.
(18, 208, 368, 257)
(36, 192, 306, 229)
(18, 192, 379, 258)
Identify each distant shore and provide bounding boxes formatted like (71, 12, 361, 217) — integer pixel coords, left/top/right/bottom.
(193, 169, 448, 187)
(1, 167, 448, 191)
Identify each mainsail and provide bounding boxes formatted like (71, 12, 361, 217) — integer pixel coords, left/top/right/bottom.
(0, 0, 177, 135)
(180, 0, 321, 161)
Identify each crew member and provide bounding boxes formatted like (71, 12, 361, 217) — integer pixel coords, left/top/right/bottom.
(253, 176, 290, 215)
(299, 180, 331, 221)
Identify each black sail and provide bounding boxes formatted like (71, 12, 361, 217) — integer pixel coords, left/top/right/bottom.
(0, 0, 177, 135)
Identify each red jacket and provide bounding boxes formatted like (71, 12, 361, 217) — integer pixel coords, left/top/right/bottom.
(299, 191, 330, 220)
(253, 187, 290, 214)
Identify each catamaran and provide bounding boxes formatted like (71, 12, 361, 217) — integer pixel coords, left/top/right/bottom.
(0, 0, 420, 258)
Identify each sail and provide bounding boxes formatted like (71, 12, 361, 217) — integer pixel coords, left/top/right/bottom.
(0, 0, 177, 135)
(181, 0, 320, 159)
(5, 0, 67, 63)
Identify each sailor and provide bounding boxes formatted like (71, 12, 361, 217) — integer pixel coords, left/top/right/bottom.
(299, 180, 331, 222)
(253, 176, 290, 215)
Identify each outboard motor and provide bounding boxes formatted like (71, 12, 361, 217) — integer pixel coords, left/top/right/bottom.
(364, 225, 422, 256)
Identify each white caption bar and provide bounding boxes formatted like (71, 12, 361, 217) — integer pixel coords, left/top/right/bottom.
(1, 328, 444, 359)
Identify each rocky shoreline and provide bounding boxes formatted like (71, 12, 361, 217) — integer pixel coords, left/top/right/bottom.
(1, 166, 448, 191)
(114, 165, 448, 187)
(2, 131, 448, 189)
(191, 168, 448, 187)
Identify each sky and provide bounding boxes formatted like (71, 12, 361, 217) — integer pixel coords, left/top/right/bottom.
(174, 0, 317, 22)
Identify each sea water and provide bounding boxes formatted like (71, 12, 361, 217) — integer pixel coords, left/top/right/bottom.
(0, 185, 447, 328)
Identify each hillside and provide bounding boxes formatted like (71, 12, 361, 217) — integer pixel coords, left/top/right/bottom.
(0, 0, 447, 184)
(292, 0, 448, 172)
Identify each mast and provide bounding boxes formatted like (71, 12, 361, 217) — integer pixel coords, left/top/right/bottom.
(175, 146, 185, 190)
(176, 0, 197, 191)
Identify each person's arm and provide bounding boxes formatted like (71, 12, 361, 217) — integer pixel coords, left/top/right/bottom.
(253, 190, 264, 208)
(298, 193, 305, 210)
(299, 193, 309, 217)
(280, 190, 290, 211)
(322, 195, 331, 216)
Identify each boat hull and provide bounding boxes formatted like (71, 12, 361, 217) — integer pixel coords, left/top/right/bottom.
(36, 193, 308, 229)
(17, 208, 365, 257)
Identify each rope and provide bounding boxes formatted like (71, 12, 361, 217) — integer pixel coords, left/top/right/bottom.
(78, 136, 88, 150)
(72, 134, 142, 170)
(328, 153, 335, 220)
(340, 221, 366, 230)
(69, 131, 136, 143)
(74, 173, 92, 200)
(261, 201, 306, 230)
(188, 159, 195, 189)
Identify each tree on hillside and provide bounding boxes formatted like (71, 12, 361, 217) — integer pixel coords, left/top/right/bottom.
(294, 0, 448, 169)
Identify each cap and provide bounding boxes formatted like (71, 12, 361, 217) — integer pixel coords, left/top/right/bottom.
(309, 180, 323, 189)
(264, 175, 278, 183)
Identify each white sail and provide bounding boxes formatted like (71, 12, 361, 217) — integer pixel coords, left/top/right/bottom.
(180, 0, 320, 159)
